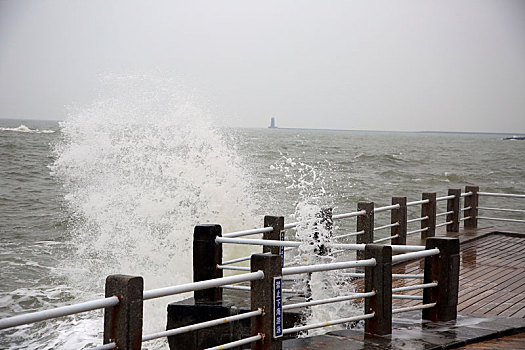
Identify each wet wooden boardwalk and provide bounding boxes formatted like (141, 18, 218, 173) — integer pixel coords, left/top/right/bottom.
(393, 226, 525, 318)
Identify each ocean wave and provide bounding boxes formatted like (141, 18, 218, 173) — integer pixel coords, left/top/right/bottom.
(0, 125, 56, 134)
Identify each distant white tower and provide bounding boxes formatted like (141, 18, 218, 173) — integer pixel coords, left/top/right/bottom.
(269, 117, 277, 128)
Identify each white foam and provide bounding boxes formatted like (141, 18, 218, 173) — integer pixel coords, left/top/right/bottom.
(0, 125, 56, 134)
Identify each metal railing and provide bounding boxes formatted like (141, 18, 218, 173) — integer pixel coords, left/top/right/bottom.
(2, 184, 521, 349)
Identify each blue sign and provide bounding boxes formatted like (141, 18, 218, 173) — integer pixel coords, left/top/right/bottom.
(274, 277, 283, 338)
(280, 230, 285, 267)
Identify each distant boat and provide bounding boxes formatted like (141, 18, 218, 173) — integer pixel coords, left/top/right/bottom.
(503, 136, 525, 140)
(268, 117, 277, 129)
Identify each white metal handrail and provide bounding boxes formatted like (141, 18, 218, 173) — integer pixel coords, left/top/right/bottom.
(461, 192, 473, 197)
(392, 283, 437, 293)
(478, 207, 525, 214)
(374, 222, 399, 231)
(217, 265, 251, 272)
(407, 199, 430, 207)
(373, 235, 399, 243)
(407, 227, 428, 235)
(461, 206, 472, 211)
(282, 292, 376, 311)
(282, 313, 374, 335)
(217, 237, 426, 252)
(342, 273, 424, 279)
(0, 296, 119, 330)
(478, 217, 525, 224)
(282, 258, 376, 276)
(374, 204, 400, 213)
(436, 210, 454, 217)
(479, 192, 525, 198)
(436, 194, 455, 201)
(332, 210, 366, 220)
(142, 271, 264, 300)
(407, 216, 428, 224)
(205, 334, 263, 350)
(222, 226, 273, 238)
(392, 295, 423, 300)
(391, 248, 440, 264)
(392, 303, 436, 314)
(142, 309, 263, 342)
(435, 221, 453, 228)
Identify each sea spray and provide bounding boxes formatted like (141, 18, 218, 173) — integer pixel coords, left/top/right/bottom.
(273, 155, 362, 336)
(51, 75, 260, 349)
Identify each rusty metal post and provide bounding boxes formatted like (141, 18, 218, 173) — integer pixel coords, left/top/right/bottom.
(193, 224, 223, 303)
(391, 197, 407, 245)
(446, 189, 461, 232)
(464, 186, 479, 229)
(364, 244, 392, 336)
(264, 216, 284, 255)
(104, 275, 143, 350)
(357, 202, 374, 261)
(421, 192, 436, 239)
(251, 254, 282, 350)
(423, 237, 460, 322)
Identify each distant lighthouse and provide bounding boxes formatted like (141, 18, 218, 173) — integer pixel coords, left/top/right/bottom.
(268, 117, 277, 129)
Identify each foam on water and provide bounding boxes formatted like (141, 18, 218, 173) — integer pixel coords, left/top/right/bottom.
(47, 75, 260, 349)
(0, 125, 56, 134)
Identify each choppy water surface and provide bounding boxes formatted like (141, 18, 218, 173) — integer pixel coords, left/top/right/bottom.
(1, 104, 524, 348)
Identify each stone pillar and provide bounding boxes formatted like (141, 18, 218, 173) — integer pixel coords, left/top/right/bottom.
(464, 186, 479, 229)
(104, 275, 143, 350)
(423, 237, 460, 322)
(193, 224, 223, 303)
(264, 216, 284, 255)
(251, 254, 282, 350)
(357, 202, 374, 261)
(364, 245, 392, 336)
(446, 189, 461, 232)
(421, 192, 436, 239)
(391, 197, 407, 246)
(314, 207, 333, 255)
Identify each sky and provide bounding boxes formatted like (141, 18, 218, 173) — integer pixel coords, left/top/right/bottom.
(0, 0, 524, 133)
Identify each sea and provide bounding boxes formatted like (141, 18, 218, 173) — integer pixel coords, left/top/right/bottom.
(1, 84, 524, 349)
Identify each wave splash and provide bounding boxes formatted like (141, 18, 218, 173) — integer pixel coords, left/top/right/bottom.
(48, 75, 259, 349)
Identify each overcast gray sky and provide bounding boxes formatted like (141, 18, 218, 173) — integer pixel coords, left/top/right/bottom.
(1, 0, 524, 132)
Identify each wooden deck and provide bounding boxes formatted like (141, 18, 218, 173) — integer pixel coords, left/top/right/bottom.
(457, 332, 525, 349)
(391, 227, 525, 318)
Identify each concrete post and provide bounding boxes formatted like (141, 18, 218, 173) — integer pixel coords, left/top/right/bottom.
(104, 275, 143, 350)
(423, 237, 460, 322)
(464, 186, 479, 229)
(313, 207, 333, 255)
(421, 193, 436, 239)
(264, 216, 284, 255)
(391, 197, 407, 246)
(364, 244, 392, 336)
(251, 254, 282, 350)
(446, 189, 461, 232)
(357, 202, 374, 261)
(193, 224, 223, 303)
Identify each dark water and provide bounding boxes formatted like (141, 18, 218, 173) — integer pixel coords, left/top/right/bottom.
(0, 117, 524, 349)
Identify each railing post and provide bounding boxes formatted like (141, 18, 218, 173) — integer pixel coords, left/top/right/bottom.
(391, 197, 407, 245)
(104, 275, 143, 350)
(423, 237, 460, 322)
(421, 192, 436, 239)
(447, 189, 461, 232)
(193, 224, 223, 303)
(357, 201, 374, 261)
(251, 254, 283, 350)
(364, 244, 392, 336)
(464, 185, 479, 229)
(314, 207, 333, 255)
(264, 216, 284, 255)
